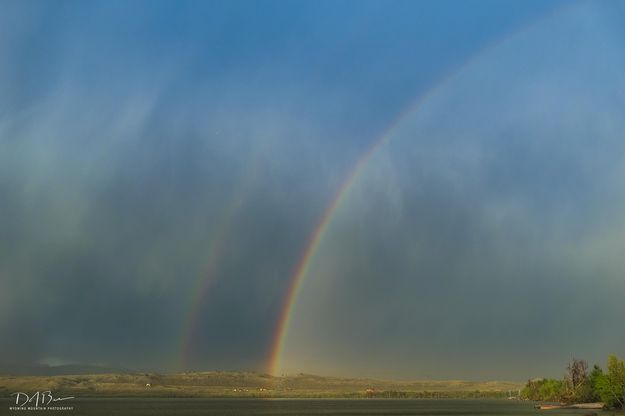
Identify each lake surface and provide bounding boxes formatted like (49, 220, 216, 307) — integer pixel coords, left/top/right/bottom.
(3, 398, 602, 416)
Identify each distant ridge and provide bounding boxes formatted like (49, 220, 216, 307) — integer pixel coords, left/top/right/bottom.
(0, 370, 523, 399)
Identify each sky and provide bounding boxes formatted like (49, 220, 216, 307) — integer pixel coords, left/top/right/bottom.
(1, 0, 625, 381)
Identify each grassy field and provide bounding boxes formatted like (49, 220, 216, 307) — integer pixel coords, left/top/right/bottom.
(0, 371, 523, 399)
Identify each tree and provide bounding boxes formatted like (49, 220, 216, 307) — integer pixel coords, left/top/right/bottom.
(595, 355, 625, 409)
(587, 365, 604, 402)
(523, 355, 625, 408)
(564, 358, 590, 403)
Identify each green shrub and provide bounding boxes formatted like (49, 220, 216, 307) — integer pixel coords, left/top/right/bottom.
(521, 378, 565, 402)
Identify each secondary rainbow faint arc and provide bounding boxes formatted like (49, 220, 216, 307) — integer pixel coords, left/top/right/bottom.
(178, 210, 235, 370)
(267, 1, 576, 376)
(179, 150, 263, 370)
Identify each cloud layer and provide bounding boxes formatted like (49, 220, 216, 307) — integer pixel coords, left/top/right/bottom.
(3, 0, 623, 380)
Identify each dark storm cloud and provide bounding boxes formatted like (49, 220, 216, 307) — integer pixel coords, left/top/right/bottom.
(0, 0, 591, 378)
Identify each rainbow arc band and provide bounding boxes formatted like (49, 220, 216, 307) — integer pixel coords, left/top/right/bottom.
(266, 1, 576, 376)
(179, 150, 264, 370)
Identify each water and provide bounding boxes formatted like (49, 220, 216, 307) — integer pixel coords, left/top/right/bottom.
(3, 398, 603, 416)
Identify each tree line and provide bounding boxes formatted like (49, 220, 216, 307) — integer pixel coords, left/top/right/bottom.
(521, 355, 625, 409)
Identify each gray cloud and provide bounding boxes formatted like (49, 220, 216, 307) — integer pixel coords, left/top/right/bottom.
(281, 2, 625, 380)
(2, 0, 614, 380)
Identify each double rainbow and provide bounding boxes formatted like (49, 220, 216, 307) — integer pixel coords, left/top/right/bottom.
(176, 1, 576, 375)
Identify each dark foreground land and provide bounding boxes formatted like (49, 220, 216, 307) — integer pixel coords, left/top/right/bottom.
(0, 398, 613, 416)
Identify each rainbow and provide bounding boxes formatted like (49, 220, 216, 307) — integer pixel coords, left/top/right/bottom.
(267, 1, 576, 376)
(179, 153, 263, 370)
(267, 133, 392, 375)
(178, 219, 232, 370)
